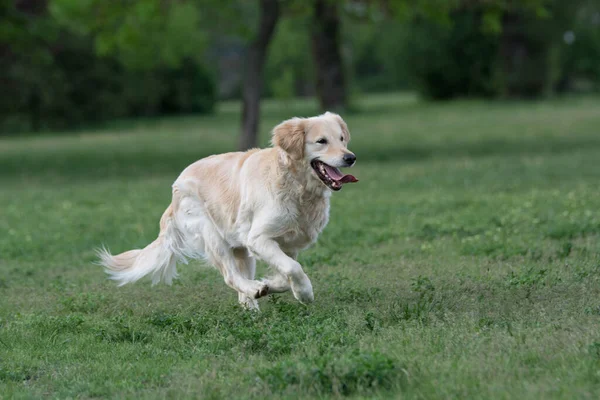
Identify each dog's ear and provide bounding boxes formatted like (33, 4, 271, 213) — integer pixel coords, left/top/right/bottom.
(325, 111, 351, 141)
(271, 117, 306, 160)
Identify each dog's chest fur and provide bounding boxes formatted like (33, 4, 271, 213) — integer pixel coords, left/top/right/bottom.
(276, 176, 331, 252)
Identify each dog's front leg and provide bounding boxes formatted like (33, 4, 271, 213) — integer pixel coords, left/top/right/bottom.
(247, 237, 313, 304)
(261, 250, 297, 295)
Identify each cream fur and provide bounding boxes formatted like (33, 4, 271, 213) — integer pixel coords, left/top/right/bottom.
(98, 112, 356, 310)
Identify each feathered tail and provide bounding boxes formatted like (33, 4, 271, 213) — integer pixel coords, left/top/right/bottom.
(98, 205, 182, 286)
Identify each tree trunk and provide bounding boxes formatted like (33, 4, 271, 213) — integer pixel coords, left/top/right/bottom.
(311, 0, 347, 112)
(239, 0, 280, 151)
(498, 13, 553, 98)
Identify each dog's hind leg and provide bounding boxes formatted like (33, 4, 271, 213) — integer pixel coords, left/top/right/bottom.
(233, 248, 260, 310)
(172, 180, 267, 305)
(211, 251, 268, 302)
(203, 231, 269, 303)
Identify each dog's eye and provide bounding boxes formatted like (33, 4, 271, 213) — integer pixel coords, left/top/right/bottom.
(316, 138, 327, 144)
(340, 136, 344, 142)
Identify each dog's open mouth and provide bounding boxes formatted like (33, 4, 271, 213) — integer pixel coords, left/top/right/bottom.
(311, 160, 358, 191)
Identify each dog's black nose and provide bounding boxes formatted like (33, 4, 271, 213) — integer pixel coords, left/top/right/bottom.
(343, 153, 356, 165)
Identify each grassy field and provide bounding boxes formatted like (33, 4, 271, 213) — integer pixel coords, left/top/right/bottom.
(1, 93, 600, 399)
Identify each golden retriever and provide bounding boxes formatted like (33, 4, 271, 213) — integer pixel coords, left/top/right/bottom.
(98, 112, 357, 309)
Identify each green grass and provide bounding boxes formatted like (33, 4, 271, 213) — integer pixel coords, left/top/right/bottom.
(1, 92, 600, 399)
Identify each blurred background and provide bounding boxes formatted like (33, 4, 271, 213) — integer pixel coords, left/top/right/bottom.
(2, 0, 600, 146)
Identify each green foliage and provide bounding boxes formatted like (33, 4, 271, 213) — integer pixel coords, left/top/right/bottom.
(264, 17, 314, 98)
(158, 59, 217, 115)
(558, 3, 600, 92)
(343, 21, 411, 93)
(50, 0, 206, 70)
(404, 10, 501, 99)
(0, 0, 216, 133)
(397, 0, 600, 99)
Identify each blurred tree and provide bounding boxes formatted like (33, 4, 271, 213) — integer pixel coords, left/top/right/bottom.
(0, 0, 57, 131)
(341, 0, 456, 95)
(3, 0, 600, 135)
(558, 2, 600, 92)
(307, 0, 458, 109)
(239, 0, 281, 151)
(343, 20, 408, 93)
(403, 9, 501, 99)
(50, 0, 207, 70)
(394, 0, 597, 99)
(0, 0, 217, 133)
(496, 1, 579, 97)
(311, 0, 347, 112)
(264, 16, 314, 99)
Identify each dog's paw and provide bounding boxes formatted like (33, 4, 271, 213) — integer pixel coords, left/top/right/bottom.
(291, 274, 314, 304)
(239, 294, 260, 311)
(248, 281, 269, 299)
(262, 274, 291, 294)
(243, 280, 269, 300)
(255, 284, 269, 299)
(294, 288, 314, 304)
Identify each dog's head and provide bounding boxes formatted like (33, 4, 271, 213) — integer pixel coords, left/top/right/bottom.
(272, 112, 358, 191)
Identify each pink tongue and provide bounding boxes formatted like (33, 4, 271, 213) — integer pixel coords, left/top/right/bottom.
(324, 164, 358, 184)
(340, 174, 358, 183)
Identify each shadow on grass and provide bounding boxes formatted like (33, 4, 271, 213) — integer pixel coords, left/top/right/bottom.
(2, 134, 600, 184)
